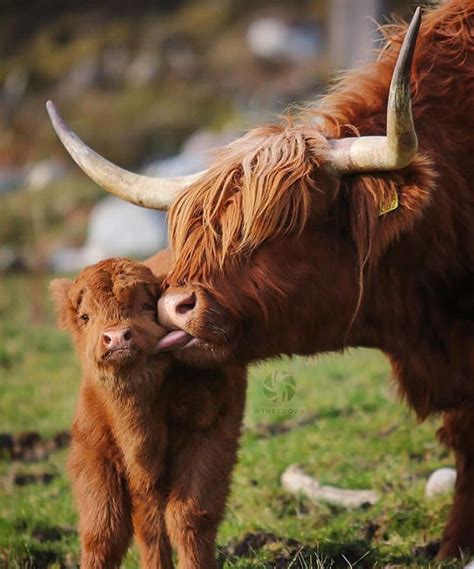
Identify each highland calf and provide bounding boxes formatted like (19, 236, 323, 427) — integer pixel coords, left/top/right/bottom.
(51, 258, 246, 569)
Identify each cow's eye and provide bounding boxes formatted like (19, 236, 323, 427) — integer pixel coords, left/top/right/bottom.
(143, 303, 155, 311)
(80, 314, 89, 323)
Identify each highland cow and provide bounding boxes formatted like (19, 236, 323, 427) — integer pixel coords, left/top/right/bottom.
(51, 257, 246, 569)
(47, 0, 474, 558)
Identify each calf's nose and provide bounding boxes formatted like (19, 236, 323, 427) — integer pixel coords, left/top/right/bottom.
(158, 290, 197, 330)
(102, 328, 132, 350)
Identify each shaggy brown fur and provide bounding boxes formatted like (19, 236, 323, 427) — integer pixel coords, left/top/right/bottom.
(159, 0, 474, 558)
(51, 257, 246, 569)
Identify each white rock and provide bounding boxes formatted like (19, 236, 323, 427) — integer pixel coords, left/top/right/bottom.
(102, 46, 130, 83)
(425, 467, 457, 499)
(142, 128, 238, 178)
(127, 52, 160, 86)
(52, 127, 237, 273)
(247, 18, 320, 60)
(144, 153, 206, 178)
(51, 245, 105, 273)
(281, 464, 378, 509)
(86, 196, 168, 258)
(26, 159, 66, 191)
(59, 58, 101, 96)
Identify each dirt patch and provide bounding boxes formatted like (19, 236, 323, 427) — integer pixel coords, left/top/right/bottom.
(218, 532, 316, 568)
(220, 531, 301, 559)
(250, 414, 320, 439)
(0, 525, 78, 568)
(10, 520, 76, 542)
(249, 406, 363, 440)
(363, 521, 379, 540)
(377, 424, 399, 437)
(0, 430, 70, 461)
(219, 534, 377, 569)
(411, 540, 440, 559)
(11, 471, 57, 486)
(31, 525, 76, 543)
(0, 547, 63, 569)
(275, 541, 375, 569)
(0, 469, 58, 488)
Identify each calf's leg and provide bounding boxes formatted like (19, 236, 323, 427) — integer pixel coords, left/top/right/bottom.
(165, 431, 242, 569)
(164, 364, 246, 569)
(164, 440, 224, 569)
(437, 407, 474, 559)
(68, 443, 133, 569)
(132, 489, 174, 569)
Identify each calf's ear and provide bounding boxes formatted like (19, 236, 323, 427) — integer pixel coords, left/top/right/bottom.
(50, 278, 73, 330)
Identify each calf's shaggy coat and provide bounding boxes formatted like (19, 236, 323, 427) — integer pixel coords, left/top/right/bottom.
(51, 258, 246, 568)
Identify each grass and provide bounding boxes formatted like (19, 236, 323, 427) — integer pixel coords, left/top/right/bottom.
(0, 274, 468, 568)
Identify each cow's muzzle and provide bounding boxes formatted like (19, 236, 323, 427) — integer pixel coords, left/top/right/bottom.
(156, 288, 200, 351)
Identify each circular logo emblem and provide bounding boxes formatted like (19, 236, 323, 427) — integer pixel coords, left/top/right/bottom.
(263, 371, 296, 403)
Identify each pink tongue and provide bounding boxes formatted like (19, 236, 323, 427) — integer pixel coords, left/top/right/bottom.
(155, 330, 193, 352)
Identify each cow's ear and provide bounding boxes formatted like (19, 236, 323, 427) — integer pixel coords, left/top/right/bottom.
(343, 155, 435, 261)
(50, 278, 73, 330)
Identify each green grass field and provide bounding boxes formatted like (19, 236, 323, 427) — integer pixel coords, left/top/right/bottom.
(0, 274, 467, 568)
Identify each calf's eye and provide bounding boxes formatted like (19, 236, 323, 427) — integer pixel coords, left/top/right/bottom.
(80, 314, 89, 322)
(143, 303, 155, 311)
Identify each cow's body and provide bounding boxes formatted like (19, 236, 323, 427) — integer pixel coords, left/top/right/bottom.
(158, 1, 474, 558)
(51, 259, 246, 568)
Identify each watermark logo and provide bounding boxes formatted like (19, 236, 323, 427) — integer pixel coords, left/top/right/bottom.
(255, 371, 304, 417)
(263, 371, 296, 403)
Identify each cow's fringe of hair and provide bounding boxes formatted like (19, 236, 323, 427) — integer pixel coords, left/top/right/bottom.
(167, 125, 319, 286)
(167, 0, 473, 292)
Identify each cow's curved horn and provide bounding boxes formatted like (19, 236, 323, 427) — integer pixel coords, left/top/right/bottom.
(328, 7, 421, 175)
(46, 101, 204, 210)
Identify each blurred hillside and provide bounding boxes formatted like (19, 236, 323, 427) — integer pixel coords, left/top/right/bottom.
(0, 0, 329, 168)
(0, 0, 414, 272)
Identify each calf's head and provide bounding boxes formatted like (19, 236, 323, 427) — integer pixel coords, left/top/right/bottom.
(51, 258, 166, 375)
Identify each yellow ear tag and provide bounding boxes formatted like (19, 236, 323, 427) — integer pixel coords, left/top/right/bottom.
(379, 190, 399, 216)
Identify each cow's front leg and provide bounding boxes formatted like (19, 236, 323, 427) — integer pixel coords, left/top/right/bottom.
(437, 407, 474, 559)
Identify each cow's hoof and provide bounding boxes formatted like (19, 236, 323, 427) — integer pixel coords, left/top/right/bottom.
(437, 541, 466, 560)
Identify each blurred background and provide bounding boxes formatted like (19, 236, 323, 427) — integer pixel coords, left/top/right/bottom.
(0, 0, 413, 277)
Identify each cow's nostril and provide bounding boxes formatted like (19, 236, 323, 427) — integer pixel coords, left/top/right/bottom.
(176, 293, 197, 316)
(123, 329, 132, 341)
(103, 334, 111, 345)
